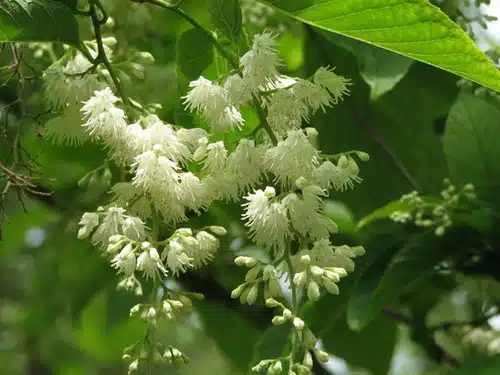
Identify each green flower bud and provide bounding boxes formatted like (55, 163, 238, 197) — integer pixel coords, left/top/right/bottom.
(302, 350, 313, 368)
(208, 225, 227, 235)
(245, 266, 261, 282)
(307, 280, 320, 301)
(315, 349, 330, 363)
(322, 277, 340, 295)
(283, 309, 293, 320)
(231, 284, 246, 299)
(272, 315, 286, 325)
(246, 283, 259, 305)
(356, 151, 370, 161)
(266, 298, 279, 307)
(293, 317, 305, 330)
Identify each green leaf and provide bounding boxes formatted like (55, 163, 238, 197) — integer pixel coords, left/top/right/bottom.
(264, 0, 500, 92)
(347, 232, 453, 331)
(53, 0, 76, 10)
(323, 314, 397, 375)
(210, 0, 242, 40)
(176, 27, 214, 80)
(443, 94, 500, 205)
(357, 199, 409, 229)
(0, 0, 80, 45)
(321, 31, 413, 100)
(453, 355, 500, 375)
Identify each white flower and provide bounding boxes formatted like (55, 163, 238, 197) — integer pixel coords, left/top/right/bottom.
(224, 74, 252, 105)
(202, 142, 227, 175)
(242, 187, 290, 254)
(81, 87, 119, 119)
(264, 130, 319, 188)
(131, 148, 180, 196)
(91, 207, 125, 247)
(293, 79, 333, 114)
(310, 239, 364, 272)
(136, 247, 167, 280)
(182, 76, 243, 132)
(313, 67, 351, 103)
(265, 89, 308, 135)
(122, 217, 146, 241)
(111, 243, 137, 276)
(176, 127, 207, 151)
(77, 212, 100, 239)
(82, 105, 127, 142)
(164, 240, 193, 275)
(179, 172, 209, 212)
(140, 120, 191, 163)
(240, 32, 281, 93)
(226, 138, 265, 194)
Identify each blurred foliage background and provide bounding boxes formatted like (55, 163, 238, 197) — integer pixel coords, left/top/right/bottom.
(3, 0, 500, 374)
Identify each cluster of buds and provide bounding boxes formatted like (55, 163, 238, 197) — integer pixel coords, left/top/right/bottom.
(231, 256, 282, 305)
(123, 342, 189, 374)
(292, 253, 349, 301)
(391, 179, 476, 236)
(129, 294, 197, 325)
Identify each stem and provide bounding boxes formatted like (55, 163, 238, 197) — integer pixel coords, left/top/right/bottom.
(284, 243, 298, 373)
(141, 0, 239, 68)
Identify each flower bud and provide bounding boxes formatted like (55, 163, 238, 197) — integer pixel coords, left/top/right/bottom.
(245, 266, 261, 282)
(315, 349, 330, 363)
(310, 265, 324, 277)
(77, 227, 90, 240)
(267, 278, 281, 297)
(266, 298, 279, 307)
(293, 317, 305, 330)
(307, 280, 320, 301)
(245, 257, 258, 267)
(293, 271, 307, 287)
(147, 307, 156, 321)
(231, 284, 246, 299)
(302, 350, 313, 368)
(134, 51, 155, 64)
(246, 283, 259, 305)
(208, 225, 227, 235)
(141, 241, 151, 250)
(234, 256, 247, 266)
(322, 278, 340, 295)
(122, 354, 132, 362)
(272, 315, 286, 325)
(101, 37, 117, 46)
(162, 300, 172, 313)
(130, 304, 141, 316)
(356, 151, 370, 161)
(300, 254, 311, 265)
(283, 309, 293, 320)
(128, 359, 138, 373)
(171, 300, 184, 309)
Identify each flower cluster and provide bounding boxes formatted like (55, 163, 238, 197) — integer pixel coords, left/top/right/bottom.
(390, 179, 476, 236)
(71, 30, 366, 375)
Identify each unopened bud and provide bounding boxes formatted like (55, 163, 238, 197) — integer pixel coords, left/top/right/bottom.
(208, 225, 226, 235)
(293, 317, 305, 330)
(246, 283, 259, 305)
(231, 284, 246, 299)
(272, 315, 286, 325)
(302, 350, 313, 368)
(266, 298, 279, 307)
(356, 151, 370, 161)
(307, 280, 320, 301)
(283, 309, 293, 320)
(315, 349, 330, 363)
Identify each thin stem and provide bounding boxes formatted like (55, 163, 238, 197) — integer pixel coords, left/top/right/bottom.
(141, 0, 239, 68)
(284, 243, 298, 373)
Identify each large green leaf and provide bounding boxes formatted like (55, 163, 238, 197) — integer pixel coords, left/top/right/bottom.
(263, 0, 500, 93)
(176, 27, 214, 81)
(347, 232, 454, 331)
(443, 94, 500, 205)
(210, 0, 243, 41)
(0, 0, 79, 45)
